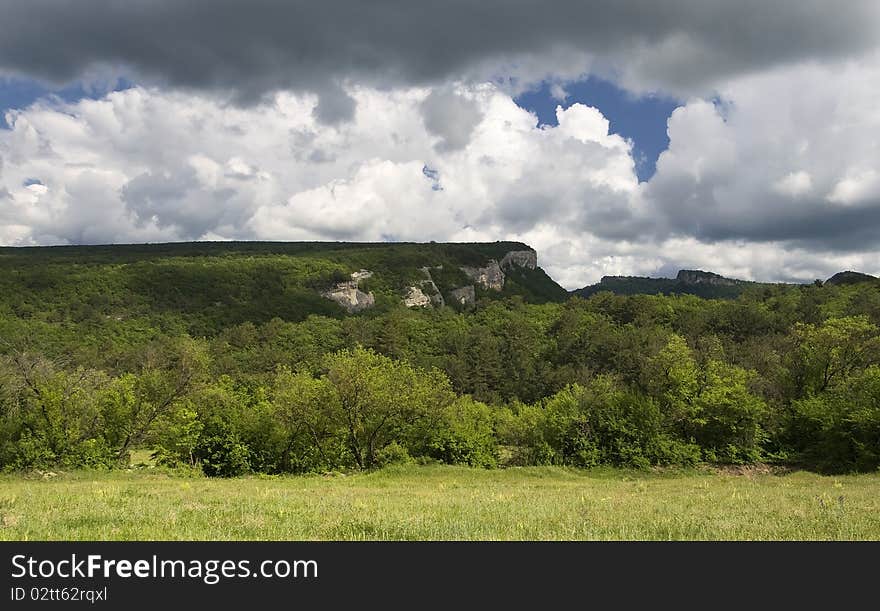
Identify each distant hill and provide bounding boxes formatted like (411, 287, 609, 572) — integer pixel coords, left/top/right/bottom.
(824, 270, 879, 286)
(573, 267, 880, 300)
(3, 241, 876, 337)
(573, 269, 766, 299)
(0, 241, 568, 336)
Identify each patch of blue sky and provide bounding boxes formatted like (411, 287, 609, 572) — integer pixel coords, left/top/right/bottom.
(0, 76, 135, 129)
(514, 76, 680, 182)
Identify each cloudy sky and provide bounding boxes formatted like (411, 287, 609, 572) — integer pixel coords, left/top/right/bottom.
(1, 1, 879, 288)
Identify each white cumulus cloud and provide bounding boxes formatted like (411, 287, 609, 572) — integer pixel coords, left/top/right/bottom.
(2, 50, 880, 289)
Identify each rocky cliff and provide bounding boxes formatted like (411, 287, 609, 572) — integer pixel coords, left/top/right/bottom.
(461, 260, 505, 291)
(403, 286, 432, 308)
(449, 285, 476, 307)
(321, 269, 376, 313)
(676, 269, 742, 286)
(404, 248, 542, 308)
(500, 249, 538, 271)
(416, 267, 445, 307)
(301, 241, 564, 311)
(460, 248, 538, 292)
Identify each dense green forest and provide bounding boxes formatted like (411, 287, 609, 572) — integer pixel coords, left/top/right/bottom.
(1, 242, 878, 475)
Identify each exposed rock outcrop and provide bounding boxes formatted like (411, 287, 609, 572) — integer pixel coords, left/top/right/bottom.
(404, 268, 445, 308)
(676, 269, 740, 286)
(321, 270, 375, 313)
(403, 286, 432, 308)
(459, 250, 537, 293)
(449, 285, 476, 307)
(418, 267, 445, 307)
(327, 250, 544, 312)
(350, 269, 374, 282)
(461, 260, 505, 291)
(500, 249, 537, 271)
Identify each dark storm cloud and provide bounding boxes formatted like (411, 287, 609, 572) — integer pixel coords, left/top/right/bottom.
(663, 198, 880, 252)
(0, 0, 878, 102)
(121, 168, 237, 238)
(310, 82, 357, 125)
(420, 88, 483, 152)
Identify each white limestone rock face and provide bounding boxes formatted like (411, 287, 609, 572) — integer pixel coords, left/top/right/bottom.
(323, 286, 375, 312)
(403, 286, 432, 308)
(351, 269, 374, 282)
(321, 270, 375, 313)
(449, 285, 476, 307)
(461, 260, 505, 291)
(458, 250, 537, 294)
(418, 267, 445, 307)
(500, 249, 537, 271)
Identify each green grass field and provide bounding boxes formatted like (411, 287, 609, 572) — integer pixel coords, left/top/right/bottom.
(1, 465, 878, 540)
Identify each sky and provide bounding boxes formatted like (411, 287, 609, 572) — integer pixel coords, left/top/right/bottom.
(1, 1, 879, 289)
(515, 78, 678, 181)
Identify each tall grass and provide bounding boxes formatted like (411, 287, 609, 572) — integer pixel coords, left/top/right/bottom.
(1, 465, 878, 540)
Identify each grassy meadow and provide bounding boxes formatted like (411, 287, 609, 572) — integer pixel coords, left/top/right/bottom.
(1, 464, 879, 540)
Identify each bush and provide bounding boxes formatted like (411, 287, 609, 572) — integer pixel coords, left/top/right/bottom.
(374, 442, 413, 468)
(791, 366, 880, 472)
(151, 406, 203, 467)
(0, 430, 57, 471)
(64, 438, 116, 469)
(691, 361, 768, 463)
(194, 420, 251, 477)
(542, 378, 701, 468)
(494, 402, 554, 466)
(426, 397, 498, 467)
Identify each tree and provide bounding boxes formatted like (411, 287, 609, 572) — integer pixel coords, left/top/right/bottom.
(790, 316, 880, 396)
(540, 377, 700, 469)
(102, 336, 210, 463)
(150, 405, 203, 467)
(425, 396, 498, 467)
(271, 366, 343, 472)
(792, 365, 880, 472)
(324, 347, 455, 469)
(692, 360, 768, 463)
(0, 351, 111, 468)
(642, 334, 700, 436)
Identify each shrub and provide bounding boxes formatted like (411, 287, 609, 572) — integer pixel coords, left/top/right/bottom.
(151, 406, 203, 467)
(374, 442, 413, 467)
(692, 361, 768, 463)
(193, 420, 251, 477)
(792, 366, 880, 472)
(426, 396, 498, 467)
(542, 378, 700, 468)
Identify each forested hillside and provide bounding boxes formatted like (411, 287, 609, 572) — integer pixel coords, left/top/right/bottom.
(1, 242, 879, 475)
(575, 269, 775, 299)
(0, 241, 566, 336)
